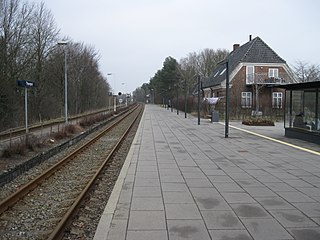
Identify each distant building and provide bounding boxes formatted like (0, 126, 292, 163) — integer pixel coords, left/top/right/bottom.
(202, 36, 297, 118)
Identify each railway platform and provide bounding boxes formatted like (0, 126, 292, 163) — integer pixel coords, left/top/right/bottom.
(94, 104, 320, 240)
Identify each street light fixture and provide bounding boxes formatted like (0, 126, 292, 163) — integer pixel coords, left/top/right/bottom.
(225, 60, 230, 138)
(151, 88, 154, 104)
(210, 58, 229, 137)
(184, 77, 187, 118)
(197, 75, 201, 125)
(107, 73, 115, 93)
(107, 73, 117, 112)
(176, 83, 179, 115)
(58, 41, 68, 124)
(121, 82, 127, 106)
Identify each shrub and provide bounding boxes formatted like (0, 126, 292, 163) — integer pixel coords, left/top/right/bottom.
(242, 118, 275, 126)
(79, 113, 109, 127)
(2, 141, 27, 158)
(26, 134, 42, 151)
(51, 130, 68, 140)
(64, 124, 84, 134)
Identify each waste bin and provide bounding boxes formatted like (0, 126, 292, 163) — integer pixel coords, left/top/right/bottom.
(211, 111, 219, 122)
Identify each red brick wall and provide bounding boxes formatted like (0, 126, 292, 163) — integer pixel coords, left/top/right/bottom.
(214, 65, 287, 118)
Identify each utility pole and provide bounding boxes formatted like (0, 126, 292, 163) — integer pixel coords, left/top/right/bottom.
(225, 61, 230, 138)
(177, 84, 179, 115)
(16, 80, 35, 143)
(58, 41, 68, 124)
(198, 75, 201, 125)
(184, 77, 187, 118)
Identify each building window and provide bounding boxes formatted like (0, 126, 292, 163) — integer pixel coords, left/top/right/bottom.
(269, 68, 279, 78)
(246, 66, 254, 84)
(220, 68, 226, 75)
(272, 92, 282, 108)
(241, 92, 252, 108)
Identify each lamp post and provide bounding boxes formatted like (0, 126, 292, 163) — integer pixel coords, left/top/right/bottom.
(107, 73, 116, 94)
(58, 41, 68, 125)
(197, 75, 201, 125)
(121, 82, 127, 106)
(176, 83, 179, 115)
(151, 88, 154, 104)
(16, 80, 35, 142)
(170, 86, 173, 112)
(184, 77, 187, 118)
(107, 73, 117, 112)
(225, 61, 230, 138)
(207, 59, 230, 137)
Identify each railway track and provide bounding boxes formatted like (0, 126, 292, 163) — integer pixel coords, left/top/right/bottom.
(0, 106, 121, 140)
(0, 104, 143, 239)
(0, 105, 128, 156)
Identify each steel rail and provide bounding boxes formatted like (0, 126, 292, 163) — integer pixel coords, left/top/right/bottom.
(0, 105, 139, 215)
(48, 104, 143, 240)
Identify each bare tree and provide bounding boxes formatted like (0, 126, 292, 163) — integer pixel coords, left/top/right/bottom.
(178, 48, 229, 93)
(0, 0, 34, 129)
(66, 42, 109, 114)
(0, 0, 111, 131)
(178, 56, 197, 94)
(293, 60, 320, 82)
(132, 87, 146, 103)
(198, 48, 225, 77)
(28, 2, 60, 122)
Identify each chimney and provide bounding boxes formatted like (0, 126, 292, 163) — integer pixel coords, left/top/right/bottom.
(233, 44, 240, 51)
(249, 34, 252, 41)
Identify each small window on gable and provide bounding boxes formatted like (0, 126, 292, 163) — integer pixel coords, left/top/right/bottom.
(213, 71, 219, 77)
(220, 68, 226, 75)
(269, 68, 279, 78)
(246, 66, 254, 84)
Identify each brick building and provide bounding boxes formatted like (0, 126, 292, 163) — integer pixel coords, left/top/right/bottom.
(202, 36, 297, 118)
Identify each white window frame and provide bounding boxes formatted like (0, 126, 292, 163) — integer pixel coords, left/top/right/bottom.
(246, 66, 254, 84)
(241, 92, 252, 108)
(220, 68, 226, 75)
(268, 68, 279, 78)
(272, 92, 282, 108)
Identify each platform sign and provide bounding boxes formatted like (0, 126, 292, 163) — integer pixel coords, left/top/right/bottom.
(16, 80, 35, 88)
(16, 80, 35, 137)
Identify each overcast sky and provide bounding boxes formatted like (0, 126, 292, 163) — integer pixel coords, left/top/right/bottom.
(32, 0, 320, 93)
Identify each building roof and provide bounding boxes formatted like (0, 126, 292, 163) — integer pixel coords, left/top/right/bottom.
(203, 36, 287, 88)
(278, 81, 320, 90)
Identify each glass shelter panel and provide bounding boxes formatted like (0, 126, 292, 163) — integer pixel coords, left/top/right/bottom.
(318, 89, 320, 130)
(285, 90, 291, 128)
(304, 90, 316, 131)
(285, 88, 319, 133)
(287, 91, 305, 130)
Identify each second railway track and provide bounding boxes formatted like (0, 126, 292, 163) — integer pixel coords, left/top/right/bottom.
(0, 104, 144, 239)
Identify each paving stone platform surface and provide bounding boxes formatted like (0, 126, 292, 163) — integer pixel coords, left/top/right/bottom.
(94, 105, 320, 240)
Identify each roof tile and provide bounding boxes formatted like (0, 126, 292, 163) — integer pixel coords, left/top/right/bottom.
(203, 36, 286, 88)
